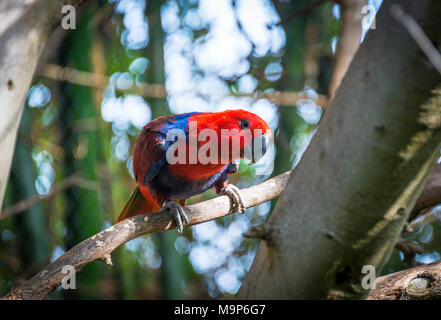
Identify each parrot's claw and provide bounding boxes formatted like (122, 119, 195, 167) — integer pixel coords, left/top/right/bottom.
(221, 184, 246, 214)
(161, 199, 189, 233)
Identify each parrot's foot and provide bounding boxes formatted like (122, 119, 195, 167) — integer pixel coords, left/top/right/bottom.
(161, 199, 189, 233)
(221, 184, 246, 214)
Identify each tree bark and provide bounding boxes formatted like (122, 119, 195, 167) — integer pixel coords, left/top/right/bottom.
(0, 0, 87, 211)
(368, 260, 441, 300)
(409, 164, 441, 221)
(238, 0, 441, 299)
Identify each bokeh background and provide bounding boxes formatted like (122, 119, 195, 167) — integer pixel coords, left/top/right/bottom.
(3, 0, 436, 300)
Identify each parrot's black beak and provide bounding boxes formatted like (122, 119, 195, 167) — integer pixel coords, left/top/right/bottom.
(242, 132, 271, 164)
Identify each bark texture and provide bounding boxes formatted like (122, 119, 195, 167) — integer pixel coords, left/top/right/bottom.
(0, 0, 87, 211)
(368, 260, 441, 300)
(238, 0, 441, 299)
(409, 164, 441, 221)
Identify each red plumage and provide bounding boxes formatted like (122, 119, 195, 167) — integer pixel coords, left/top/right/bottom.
(117, 110, 271, 226)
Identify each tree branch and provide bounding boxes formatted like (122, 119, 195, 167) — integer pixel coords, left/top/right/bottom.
(0, 175, 97, 219)
(37, 63, 329, 107)
(390, 4, 441, 75)
(327, 0, 365, 100)
(368, 260, 441, 300)
(4, 163, 440, 299)
(394, 238, 424, 268)
(409, 164, 441, 222)
(278, 0, 332, 26)
(3, 162, 441, 299)
(2, 158, 441, 298)
(2, 171, 290, 300)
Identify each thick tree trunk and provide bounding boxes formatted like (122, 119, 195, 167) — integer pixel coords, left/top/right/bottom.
(238, 0, 441, 299)
(0, 0, 87, 211)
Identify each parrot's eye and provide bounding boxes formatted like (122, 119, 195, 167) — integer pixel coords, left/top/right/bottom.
(240, 119, 250, 129)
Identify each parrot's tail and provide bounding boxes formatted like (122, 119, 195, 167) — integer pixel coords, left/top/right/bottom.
(116, 186, 161, 223)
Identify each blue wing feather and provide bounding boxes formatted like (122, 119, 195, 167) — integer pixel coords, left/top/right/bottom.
(133, 112, 201, 186)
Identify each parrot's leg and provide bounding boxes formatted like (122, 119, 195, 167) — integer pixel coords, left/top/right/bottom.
(221, 184, 246, 214)
(161, 199, 189, 233)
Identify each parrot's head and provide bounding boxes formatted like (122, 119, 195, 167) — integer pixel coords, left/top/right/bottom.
(213, 109, 272, 164)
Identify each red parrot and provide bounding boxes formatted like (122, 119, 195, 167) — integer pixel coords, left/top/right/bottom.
(116, 109, 271, 232)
